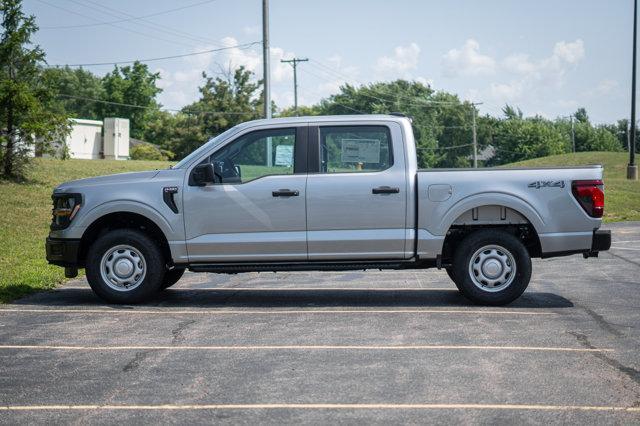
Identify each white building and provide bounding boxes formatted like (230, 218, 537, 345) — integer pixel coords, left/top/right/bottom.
(41, 117, 131, 160)
(65, 118, 103, 159)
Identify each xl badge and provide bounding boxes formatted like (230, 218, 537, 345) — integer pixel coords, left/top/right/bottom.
(528, 180, 565, 189)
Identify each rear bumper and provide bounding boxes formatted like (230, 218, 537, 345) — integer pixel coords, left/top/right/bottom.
(540, 229, 610, 259)
(591, 229, 611, 252)
(46, 237, 80, 267)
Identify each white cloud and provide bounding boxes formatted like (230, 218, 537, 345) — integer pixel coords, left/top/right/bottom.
(502, 53, 536, 75)
(553, 39, 585, 64)
(486, 39, 586, 108)
(441, 39, 496, 77)
(501, 39, 585, 88)
(595, 79, 618, 95)
(490, 81, 523, 101)
(156, 36, 300, 110)
(242, 25, 260, 37)
(415, 76, 433, 87)
(375, 43, 421, 77)
(553, 99, 580, 109)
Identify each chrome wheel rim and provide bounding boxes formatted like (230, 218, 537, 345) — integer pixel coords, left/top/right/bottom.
(100, 245, 146, 292)
(468, 244, 516, 292)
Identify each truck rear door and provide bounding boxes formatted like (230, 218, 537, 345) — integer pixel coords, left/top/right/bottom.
(305, 122, 408, 260)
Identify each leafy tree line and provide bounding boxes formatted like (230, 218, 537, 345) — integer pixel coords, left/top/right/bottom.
(38, 62, 631, 168)
(0, 0, 634, 179)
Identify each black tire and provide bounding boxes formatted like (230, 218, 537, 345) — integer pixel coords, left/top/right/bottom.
(452, 229, 532, 306)
(85, 229, 165, 304)
(445, 267, 464, 292)
(161, 268, 185, 290)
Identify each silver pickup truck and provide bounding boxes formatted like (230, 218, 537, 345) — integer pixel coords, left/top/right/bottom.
(46, 115, 611, 305)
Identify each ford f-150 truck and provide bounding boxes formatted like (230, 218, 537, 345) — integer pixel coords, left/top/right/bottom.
(46, 115, 611, 305)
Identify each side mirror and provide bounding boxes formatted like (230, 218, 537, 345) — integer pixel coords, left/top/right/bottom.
(190, 163, 215, 186)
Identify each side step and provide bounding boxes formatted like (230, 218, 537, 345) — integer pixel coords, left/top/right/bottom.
(189, 261, 415, 274)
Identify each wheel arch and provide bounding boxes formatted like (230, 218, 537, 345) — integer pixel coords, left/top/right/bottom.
(78, 211, 172, 267)
(440, 200, 543, 262)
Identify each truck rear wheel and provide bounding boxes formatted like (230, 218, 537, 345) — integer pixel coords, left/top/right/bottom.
(445, 267, 463, 291)
(85, 229, 165, 304)
(452, 229, 531, 305)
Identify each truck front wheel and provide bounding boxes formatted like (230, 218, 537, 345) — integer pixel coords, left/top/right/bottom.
(161, 268, 185, 290)
(452, 229, 531, 305)
(85, 229, 165, 304)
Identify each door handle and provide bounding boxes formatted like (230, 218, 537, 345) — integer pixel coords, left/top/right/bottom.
(272, 189, 299, 197)
(372, 186, 400, 194)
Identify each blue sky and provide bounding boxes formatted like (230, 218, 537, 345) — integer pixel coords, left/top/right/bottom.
(25, 0, 635, 123)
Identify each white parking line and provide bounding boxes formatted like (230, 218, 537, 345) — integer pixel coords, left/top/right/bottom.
(609, 247, 640, 251)
(0, 308, 556, 316)
(59, 287, 454, 291)
(0, 344, 611, 352)
(0, 403, 636, 412)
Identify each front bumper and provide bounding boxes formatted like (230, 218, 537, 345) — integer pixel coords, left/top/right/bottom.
(46, 237, 81, 267)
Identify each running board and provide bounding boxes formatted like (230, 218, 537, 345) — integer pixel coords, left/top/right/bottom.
(188, 261, 424, 274)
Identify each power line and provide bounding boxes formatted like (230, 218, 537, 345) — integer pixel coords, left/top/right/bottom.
(56, 94, 259, 116)
(34, 0, 197, 48)
(294, 68, 368, 114)
(309, 59, 461, 108)
(41, 0, 219, 29)
(300, 66, 476, 117)
(48, 42, 261, 67)
(71, 0, 226, 49)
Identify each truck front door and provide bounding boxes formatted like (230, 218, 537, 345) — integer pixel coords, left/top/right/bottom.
(305, 122, 408, 260)
(183, 126, 308, 262)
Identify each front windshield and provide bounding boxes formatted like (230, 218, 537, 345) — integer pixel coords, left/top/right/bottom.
(172, 126, 240, 169)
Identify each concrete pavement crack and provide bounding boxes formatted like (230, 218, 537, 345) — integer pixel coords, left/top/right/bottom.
(569, 331, 640, 388)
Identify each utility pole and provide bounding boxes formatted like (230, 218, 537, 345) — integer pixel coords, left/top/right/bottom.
(571, 115, 576, 152)
(262, 0, 271, 119)
(629, 0, 638, 179)
(280, 57, 308, 115)
(471, 102, 483, 168)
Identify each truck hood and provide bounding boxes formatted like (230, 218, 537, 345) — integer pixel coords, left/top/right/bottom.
(55, 170, 161, 192)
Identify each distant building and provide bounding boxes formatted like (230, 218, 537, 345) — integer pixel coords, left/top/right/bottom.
(64, 118, 102, 159)
(37, 117, 130, 160)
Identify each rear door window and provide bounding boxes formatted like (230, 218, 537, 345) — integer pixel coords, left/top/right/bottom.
(319, 126, 393, 173)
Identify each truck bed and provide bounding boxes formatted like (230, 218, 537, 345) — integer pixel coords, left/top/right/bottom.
(414, 166, 604, 258)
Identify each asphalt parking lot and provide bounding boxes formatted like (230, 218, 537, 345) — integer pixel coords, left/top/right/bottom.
(0, 222, 639, 424)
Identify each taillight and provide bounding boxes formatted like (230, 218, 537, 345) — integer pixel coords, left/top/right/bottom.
(571, 180, 604, 218)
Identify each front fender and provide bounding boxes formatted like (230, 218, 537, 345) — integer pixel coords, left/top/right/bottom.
(76, 200, 176, 239)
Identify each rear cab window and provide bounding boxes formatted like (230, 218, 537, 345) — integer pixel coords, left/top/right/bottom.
(319, 126, 393, 173)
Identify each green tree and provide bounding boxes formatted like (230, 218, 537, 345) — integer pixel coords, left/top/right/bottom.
(502, 104, 523, 120)
(100, 61, 161, 139)
(314, 80, 490, 168)
(573, 123, 622, 152)
(0, 0, 70, 179)
(574, 107, 589, 124)
(171, 66, 262, 159)
(278, 104, 321, 117)
(41, 66, 104, 120)
(489, 116, 568, 165)
(129, 143, 172, 161)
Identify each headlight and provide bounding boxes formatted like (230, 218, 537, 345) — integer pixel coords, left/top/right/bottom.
(51, 193, 82, 230)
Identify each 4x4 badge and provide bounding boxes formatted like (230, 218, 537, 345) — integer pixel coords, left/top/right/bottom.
(528, 180, 565, 189)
